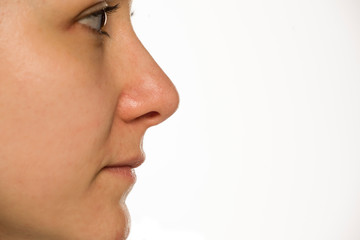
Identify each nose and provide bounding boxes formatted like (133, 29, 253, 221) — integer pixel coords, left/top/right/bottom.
(109, 31, 179, 129)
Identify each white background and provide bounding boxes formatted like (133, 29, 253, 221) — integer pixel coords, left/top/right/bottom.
(127, 0, 360, 239)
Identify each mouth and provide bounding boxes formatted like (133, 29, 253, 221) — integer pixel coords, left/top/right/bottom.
(102, 165, 137, 182)
(101, 155, 145, 182)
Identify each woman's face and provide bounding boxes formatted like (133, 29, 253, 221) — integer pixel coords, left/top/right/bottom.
(0, 1, 179, 239)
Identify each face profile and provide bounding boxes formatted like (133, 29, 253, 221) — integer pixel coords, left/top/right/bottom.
(0, 1, 179, 240)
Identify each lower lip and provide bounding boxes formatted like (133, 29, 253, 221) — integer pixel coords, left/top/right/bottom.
(102, 166, 137, 182)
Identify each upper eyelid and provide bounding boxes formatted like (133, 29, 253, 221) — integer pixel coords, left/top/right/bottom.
(75, 1, 109, 21)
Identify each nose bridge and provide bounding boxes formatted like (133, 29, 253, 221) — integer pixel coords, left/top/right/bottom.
(113, 34, 179, 126)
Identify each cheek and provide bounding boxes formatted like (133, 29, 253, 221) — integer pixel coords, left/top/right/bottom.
(0, 53, 112, 181)
(0, 37, 116, 235)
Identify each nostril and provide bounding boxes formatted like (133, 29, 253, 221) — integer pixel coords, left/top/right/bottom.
(144, 111, 160, 119)
(135, 111, 160, 122)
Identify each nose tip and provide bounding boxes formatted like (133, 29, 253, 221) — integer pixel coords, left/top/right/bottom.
(117, 71, 179, 127)
(115, 44, 179, 127)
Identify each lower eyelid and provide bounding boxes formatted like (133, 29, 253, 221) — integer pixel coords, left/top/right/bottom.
(75, 22, 105, 40)
(78, 17, 102, 30)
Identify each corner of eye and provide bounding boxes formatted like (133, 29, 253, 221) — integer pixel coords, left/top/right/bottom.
(77, 18, 91, 26)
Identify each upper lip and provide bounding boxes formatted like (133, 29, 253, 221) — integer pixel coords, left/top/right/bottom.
(104, 155, 145, 169)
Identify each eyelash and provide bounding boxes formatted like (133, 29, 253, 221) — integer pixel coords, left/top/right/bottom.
(83, 4, 120, 37)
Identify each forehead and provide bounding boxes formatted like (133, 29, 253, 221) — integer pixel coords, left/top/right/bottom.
(1, 0, 132, 9)
(30, 0, 132, 9)
(14, 0, 133, 22)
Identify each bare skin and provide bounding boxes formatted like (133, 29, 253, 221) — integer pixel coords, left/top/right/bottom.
(0, 0, 179, 239)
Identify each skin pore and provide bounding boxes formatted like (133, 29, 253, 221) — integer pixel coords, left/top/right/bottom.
(0, 0, 179, 240)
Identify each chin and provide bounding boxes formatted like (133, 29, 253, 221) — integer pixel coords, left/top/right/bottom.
(95, 204, 131, 240)
(106, 204, 131, 240)
(68, 169, 134, 240)
(63, 203, 131, 240)
(113, 207, 131, 240)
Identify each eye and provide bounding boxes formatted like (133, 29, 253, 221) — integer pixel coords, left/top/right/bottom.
(79, 10, 108, 35)
(77, 2, 119, 37)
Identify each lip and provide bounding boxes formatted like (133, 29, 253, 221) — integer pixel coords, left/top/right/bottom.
(101, 155, 145, 181)
(106, 155, 145, 169)
(102, 166, 137, 181)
